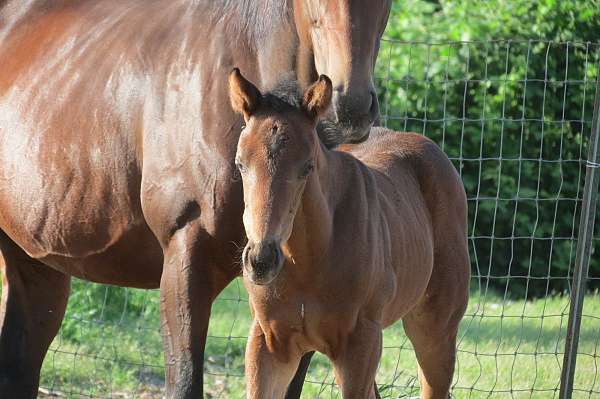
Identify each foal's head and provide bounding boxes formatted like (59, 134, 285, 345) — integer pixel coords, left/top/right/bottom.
(229, 69, 332, 285)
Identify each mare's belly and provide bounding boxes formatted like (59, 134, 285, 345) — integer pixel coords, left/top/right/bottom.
(0, 171, 163, 287)
(37, 222, 163, 288)
(0, 99, 162, 286)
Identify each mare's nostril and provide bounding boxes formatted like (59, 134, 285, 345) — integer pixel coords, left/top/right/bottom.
(369, 91, 378, 115)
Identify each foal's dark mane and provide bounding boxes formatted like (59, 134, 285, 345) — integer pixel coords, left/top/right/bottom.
(261, 77, 303, 113)
(261, 78, 343, 149)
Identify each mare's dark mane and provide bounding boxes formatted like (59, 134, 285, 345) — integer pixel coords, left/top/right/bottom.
(211, 0, 292, 42)
(0, 1, 293, 46)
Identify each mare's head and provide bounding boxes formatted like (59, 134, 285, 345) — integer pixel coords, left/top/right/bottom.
(293, 0, 392, 146)
(229, 68, 332, 285)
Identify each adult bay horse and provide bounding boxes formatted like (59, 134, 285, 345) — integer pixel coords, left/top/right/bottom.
(229, 70, 470, 399)
(0, 1, 392, 397)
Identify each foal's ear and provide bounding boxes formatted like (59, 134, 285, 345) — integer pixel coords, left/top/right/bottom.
(301, 75, 332, 120)
(229, 68, 261, 121)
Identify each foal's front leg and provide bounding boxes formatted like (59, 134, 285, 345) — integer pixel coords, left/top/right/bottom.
(246, 321, 302, 399)
(332, 318, 383, 399)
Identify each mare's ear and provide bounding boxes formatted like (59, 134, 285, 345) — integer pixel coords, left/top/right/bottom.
(301, 75, 332, 120)
(229, 68, 261, 121)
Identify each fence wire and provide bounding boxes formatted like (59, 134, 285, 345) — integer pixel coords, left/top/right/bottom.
(35, 39, 600, 399)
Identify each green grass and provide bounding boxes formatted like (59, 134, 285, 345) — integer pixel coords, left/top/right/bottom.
(38, 279, 600, 398)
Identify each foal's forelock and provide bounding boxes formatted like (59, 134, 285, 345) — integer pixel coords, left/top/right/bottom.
(266, 132, 289, 173)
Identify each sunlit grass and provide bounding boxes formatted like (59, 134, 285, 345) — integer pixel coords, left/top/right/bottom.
(38, 279, 600, 398)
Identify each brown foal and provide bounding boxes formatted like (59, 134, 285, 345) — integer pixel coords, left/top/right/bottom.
(229, 69, 470, 399)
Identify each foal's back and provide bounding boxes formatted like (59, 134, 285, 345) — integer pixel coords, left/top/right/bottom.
(342, 128, 462, 198)
(341, 127, 466, 237)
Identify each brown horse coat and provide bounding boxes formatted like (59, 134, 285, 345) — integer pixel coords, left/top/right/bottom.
(231, 73, 470, 399)
(0, 1, 391, 397)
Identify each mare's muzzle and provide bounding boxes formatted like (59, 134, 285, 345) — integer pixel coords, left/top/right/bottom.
(320, 87, 379, 147)
(243, 240, 284, 285)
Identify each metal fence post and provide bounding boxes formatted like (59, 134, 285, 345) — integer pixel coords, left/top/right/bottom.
(559, 70, 600, 399)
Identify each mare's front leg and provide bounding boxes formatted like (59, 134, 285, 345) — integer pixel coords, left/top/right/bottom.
(246, 321, 302, 399)
(285, 351, 315, 398)
(332, 318, 382, 399)
(160, 222, 236, 399)
(0, 233, 71, 398)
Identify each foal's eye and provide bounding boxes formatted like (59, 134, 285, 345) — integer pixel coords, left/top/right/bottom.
(232, 162, 244, 181)
(300, 161, 314, 178)
(235, 161, 247, 174)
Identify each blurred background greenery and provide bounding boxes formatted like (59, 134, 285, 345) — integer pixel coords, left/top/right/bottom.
(375, 0, 600, 297)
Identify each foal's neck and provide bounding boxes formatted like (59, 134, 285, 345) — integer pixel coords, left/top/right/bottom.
(283, 142, 350, 267)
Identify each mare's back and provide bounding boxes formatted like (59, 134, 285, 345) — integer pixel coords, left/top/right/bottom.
(0, 0, 218, 258)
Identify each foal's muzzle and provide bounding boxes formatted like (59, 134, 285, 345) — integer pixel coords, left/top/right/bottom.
(243, 240, 284, 285)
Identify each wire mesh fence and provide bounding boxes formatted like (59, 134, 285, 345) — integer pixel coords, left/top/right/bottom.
(374, 38, 600, 399)
(35, 39, 600, 398)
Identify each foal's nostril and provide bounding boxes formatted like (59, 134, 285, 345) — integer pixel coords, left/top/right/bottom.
(247, 241, 282, 270)
(274, 245, 282, 264)
(257, 242, 277, 266)
(253, 261, 268, 277)
(242, 245, 250, 265)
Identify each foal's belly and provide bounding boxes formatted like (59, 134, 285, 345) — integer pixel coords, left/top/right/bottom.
(378, 200, 435, 327)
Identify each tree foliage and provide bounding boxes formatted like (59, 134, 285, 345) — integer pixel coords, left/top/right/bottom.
(376, 0, 600, 297)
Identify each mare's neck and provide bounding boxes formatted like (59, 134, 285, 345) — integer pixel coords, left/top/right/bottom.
(194, 1, 314, 91)
(255, 22, 298, 90)
(219, 0, 305, 91)
(236, 0, 314, 91)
